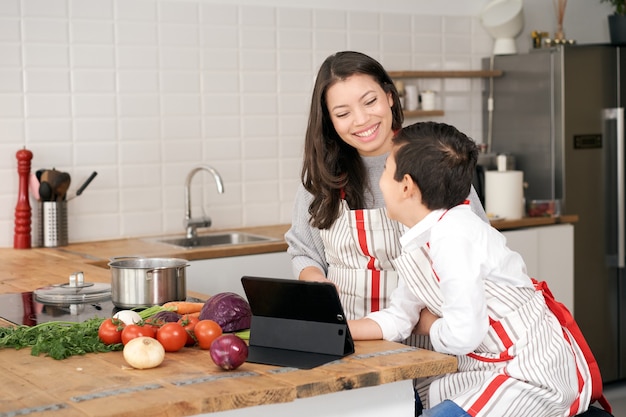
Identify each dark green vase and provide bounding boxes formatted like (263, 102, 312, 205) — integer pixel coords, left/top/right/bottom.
(609, 14, 626, 44)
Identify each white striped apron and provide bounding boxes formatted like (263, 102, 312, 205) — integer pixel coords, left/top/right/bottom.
(320, 200, 404, 319)
(393, 244, 593, 417)
(320, 200, 432, 350)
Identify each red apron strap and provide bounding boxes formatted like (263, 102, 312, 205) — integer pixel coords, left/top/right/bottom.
(532, 278, 612, 414)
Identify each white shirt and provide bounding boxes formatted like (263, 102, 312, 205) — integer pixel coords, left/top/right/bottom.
(367, 204, 533, 355)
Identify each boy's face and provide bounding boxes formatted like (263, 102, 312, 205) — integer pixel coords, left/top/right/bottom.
(379, 151, 403, 222)
(380, 147, 429, 228)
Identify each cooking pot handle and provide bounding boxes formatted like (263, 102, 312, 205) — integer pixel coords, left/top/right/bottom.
(142, 265, 186, 280)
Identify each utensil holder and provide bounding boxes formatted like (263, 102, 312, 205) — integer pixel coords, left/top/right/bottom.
(38, 201, 68, 247)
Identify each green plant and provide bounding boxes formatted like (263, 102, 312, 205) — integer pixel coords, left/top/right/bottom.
(602, 0, 626, 15)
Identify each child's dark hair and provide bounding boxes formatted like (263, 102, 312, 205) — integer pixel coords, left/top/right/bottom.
(392, 121, 478, 210)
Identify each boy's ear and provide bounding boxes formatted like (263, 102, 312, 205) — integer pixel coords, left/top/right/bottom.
(401, 174, 416, 197)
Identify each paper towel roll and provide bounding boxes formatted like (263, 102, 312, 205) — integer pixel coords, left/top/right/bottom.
(485, 170, 524, 219)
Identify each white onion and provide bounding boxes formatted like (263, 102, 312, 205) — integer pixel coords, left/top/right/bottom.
(123, 337, 165, 369)
(113, 310, 142, 325)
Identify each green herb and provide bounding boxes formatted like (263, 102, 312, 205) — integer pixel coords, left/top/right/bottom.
(0, 318, 121, 360)
(0, 305, 172, 360)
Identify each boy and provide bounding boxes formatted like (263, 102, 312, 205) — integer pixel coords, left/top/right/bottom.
(348, 122, 594, 417)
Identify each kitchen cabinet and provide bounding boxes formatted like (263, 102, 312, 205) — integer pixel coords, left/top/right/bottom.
(388, 70, 503, 118)
(187, 251, 293, 297)
(502, 224, 574, 313)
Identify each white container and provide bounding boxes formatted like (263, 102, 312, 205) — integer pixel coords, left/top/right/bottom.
(421, 91, 436, 111)
(404, 85, 418, 111)
(485, 170, 524, 219)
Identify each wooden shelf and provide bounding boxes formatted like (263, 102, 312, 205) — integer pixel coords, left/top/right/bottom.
(392, 70, 503, 118)
(388, 70, 503, 79)
(403, 109, 444, 118)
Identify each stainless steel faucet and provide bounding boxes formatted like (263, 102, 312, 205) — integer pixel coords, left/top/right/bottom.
(184, 165, 224, 239)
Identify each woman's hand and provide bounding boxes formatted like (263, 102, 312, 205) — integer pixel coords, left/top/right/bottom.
(414, 308, 439, 336)
(299, 266, 339, 292)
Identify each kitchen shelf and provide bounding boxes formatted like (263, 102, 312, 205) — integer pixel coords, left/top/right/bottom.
(403, 109, 445, 118)
(388, 70, 503, 79)
(391, 70, 503, 118)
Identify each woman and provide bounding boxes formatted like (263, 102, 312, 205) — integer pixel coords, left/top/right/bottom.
(285, 51, 488, 321)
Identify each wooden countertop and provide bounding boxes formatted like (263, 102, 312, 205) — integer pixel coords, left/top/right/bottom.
(490, 214, 578, 231)
(0, 339, 456, 417)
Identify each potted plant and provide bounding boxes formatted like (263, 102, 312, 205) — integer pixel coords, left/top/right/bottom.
(601, 0, 626, 43)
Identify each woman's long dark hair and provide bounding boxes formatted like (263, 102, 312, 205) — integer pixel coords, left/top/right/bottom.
(302, 51, 404, 229)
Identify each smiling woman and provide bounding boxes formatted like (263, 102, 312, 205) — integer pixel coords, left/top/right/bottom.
(285, 51, 487, 315)
(284, 51, 489, 416)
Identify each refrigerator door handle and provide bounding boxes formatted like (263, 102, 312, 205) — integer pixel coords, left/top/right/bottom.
(603, 107, 625, 268)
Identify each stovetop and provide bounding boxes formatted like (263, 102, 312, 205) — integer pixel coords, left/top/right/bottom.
(0, 292, 117, 326)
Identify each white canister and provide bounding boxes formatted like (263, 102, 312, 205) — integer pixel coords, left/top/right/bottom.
(421, 91, 436, 111)
(404, 85, 418, 111)
(484, 170, 524, 220)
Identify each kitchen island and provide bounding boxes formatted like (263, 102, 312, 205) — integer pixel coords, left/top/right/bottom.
(0, 228, 458, 417)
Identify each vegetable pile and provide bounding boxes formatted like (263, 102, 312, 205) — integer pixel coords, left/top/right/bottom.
(0, 292, 251, 370)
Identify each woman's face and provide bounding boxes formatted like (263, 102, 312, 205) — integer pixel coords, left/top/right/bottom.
(325, 73, 395, 157)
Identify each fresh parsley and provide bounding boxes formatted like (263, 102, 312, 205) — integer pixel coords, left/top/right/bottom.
(0, 318, 122, 360)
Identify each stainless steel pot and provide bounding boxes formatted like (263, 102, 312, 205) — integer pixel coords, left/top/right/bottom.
(108, 257, 188, 308)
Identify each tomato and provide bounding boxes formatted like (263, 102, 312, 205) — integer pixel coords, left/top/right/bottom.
(178, 315, 200, 346)
(98, 318, 125, 345)
(142, 317, 163, 334)
(121, 324, 155, 345)
(156, 322, 188, 352)
(194, 320, 222, 350)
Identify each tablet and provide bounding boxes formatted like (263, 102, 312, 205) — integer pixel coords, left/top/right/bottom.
(241, 276, 354, 369)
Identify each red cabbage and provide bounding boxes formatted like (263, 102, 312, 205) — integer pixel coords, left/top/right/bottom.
(151, 310, 181, 324)
(198, 292, 251, 332)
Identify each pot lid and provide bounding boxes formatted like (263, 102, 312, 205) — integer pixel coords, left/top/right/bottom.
(34, 272, 111, 304)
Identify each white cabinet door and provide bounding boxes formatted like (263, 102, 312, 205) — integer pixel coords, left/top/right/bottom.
(502, 224, 574, 313)
(187, 251, 293, 298)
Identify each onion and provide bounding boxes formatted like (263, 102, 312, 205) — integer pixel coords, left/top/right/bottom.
(113, 310, 142, 325)
(123, 337, 165, 369)
(209, 334, 248, 370)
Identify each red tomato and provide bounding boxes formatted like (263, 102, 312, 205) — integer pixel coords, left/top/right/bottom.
(156, 322, 188, 352)
(194, 320, 222, 350)
(178, 315, 200, 346)
(98, 318, 125, 345)
(121, 324, 155, 345)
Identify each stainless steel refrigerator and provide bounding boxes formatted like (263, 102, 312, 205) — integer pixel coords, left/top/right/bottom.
(483, 44, 626, 383)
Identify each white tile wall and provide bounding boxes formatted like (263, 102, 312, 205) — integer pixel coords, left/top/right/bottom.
(0, 0, 493, 247)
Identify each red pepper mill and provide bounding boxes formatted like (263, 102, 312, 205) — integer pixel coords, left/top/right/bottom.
(14, 148, 33, 249)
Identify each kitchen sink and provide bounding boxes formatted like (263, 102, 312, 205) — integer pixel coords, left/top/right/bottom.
(156, 232, 277, 249)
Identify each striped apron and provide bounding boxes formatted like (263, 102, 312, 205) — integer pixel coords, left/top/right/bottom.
(393, 244, 593, 417)
(320, 200, 404, 319)
(320, 200, 432, 352)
